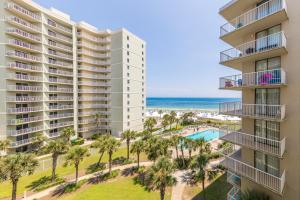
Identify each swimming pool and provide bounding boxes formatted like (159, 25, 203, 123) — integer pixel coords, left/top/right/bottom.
(186, 129, 220, 141)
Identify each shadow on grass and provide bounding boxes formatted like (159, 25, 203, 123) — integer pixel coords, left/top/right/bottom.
(190, 174, 231, 200)
(86, 163, 106, 174)
(26, 176, 65, 192)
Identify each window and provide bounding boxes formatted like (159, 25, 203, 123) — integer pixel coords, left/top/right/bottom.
(127, 80, 130, 84)
(127, 66, 130, 70)
(127, 36, 129, 40)
(127, 58, 129, 63)
(255, 151, 279, 176)
(127, 73, 130, 77)
(127, 115, 130, 119)
(127, 108, 130, 112)
(142, 44, 144, 48)
(142, 57, 144, 61)
(127, 94, 130, 98)
(127, 44, 129, 48)
(127, 122, 130, 126)
(127, 51, 130, 56)
(127, 87, 130, 91)
(142, 51, 144, 55)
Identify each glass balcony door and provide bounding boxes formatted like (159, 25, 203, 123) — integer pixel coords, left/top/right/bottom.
(256, 57, 281, 85)
(256, 25, 281, 52)
(255, 88, 280, 116)
(255, 151, 280, 176)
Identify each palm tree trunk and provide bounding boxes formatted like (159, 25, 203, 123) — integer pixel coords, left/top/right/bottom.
(127, 140, 130, 160)
(109, 152, 112, 174)
(75, 165, 79, 184)
(180, 146, 185, 167)
(11, 181, 17, 200)
(137, 152, 140, 169)
(189, 150, 192, 159)
(202, 178, 206, 200)
(97, 151, 104, 166)
(160, 186, 165, 200)
(52, 154, 58, 181)
(175, 146, 179, 159)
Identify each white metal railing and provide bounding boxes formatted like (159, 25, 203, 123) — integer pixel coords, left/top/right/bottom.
(221, 147, 285, 194)
(77, 49, 110, 58)
(7, 116, 43, 125)
(77, 32, 111, 43)
(78, 81, 111, 86)
(7, 85, 42, 92)
(48, 68, 73, 76)
(6, 96, 42, 102)
(48, 77, 73, 84)
(8, 73, 42, 82)
(78, 96, 111, 101)
(6, 28, 41, 42)
(220, 31, 286, 63)
(48, 96, 73, 101)
(47, 40, 72, 52)
(78, 111, 110, 116)
(78, 89, 110, 93)
(78, 104, 111, 109)
(6, 16, 41, 32)
(49, 121, 73, 129)
(77, 41, 110, 51)
(220, 69, 286, 89)
(78, 118, 110, 124)
(46, 131, 60, 138)
(78, 65, 111, 73)
(48, 105, 73, 110)
(49, 113, 73, 119)
(220, 127, 286, 157)
(77, 57, 110, 65)
(227, 186, 241, 200)
(221, 0, 286, 36)
(6, 3, 41, 21)
(47, 59, 72, 68)
(8, 39, 41, 51)
(48, 50, 73, 60)
(46, 19, 72, 34)
(8, 62, 42, 72)
(219, 102, 285, 121)
(7, 106, 43, 113)
(47, 30, 72, 43)
(77, 73, 110, 79)
(10, 137, 38, 148)
(48, 87, 73, 93)
(6, 50, 42, 62)
(8, 126, 43, 136)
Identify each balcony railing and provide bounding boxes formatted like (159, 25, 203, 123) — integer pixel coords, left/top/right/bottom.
(6, 16, 41, 32)
(8, 125, 43, 136)
(78, 118, 110, 124)
(78, 104, 110, 109)
(78, 89, 110, 93)
(8, 39, 41, 52)
(48, 50, 73, 60)
(49, 113, 73, 119)
(78, 111, 110, 116)
(221, 0, 286, 36)
(7, 116, 43, 125)
(48, 96, 73, 101)
(49, 121, 73, 129)
(47, 31, 72, 43)
(78, 65, 111, 73)
(48, 77, 73, 84)
(7, 96, 42, 102)
(47, 69, 73, 76)
(77, 41, 110, 51)
(8, 73, 42, 82)
(77, 32, 111, 43)
(78, 81, 111, 86)
(219, 102, 285, 121)
(220, 69, 286, 89)
(221, 147, 285, 194)
(220, 31, 286, 63)
(47, 41, 72, 52)
(77, 49, 110, 59)
(77, 73, 110, 79)
(7, 106, 43, 114)
(7, 85, 42, 92)
(48, 87, 73, 93)
(78, 96, 111, 101)
(6, 28, 41, 43)
(6, 3, 41, 21)
(220, 127, 285, 157)
(227, 171, 241, 188)
(47, 60, 72, 68)
(46, 19, 72, 34)
(10, 137, 38, 148)
(47, 105, 73, 110)
(227, 186, 241, 200)
(6, 50, 42, 62)
(8, 62, 42, 72)
(46, 131, 60, 138)
(77, 58, 110, 66)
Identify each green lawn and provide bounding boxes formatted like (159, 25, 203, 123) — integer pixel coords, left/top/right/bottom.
(184, 174, 231, 200)
(58, 176, 171, 200)
(0, 147, 147, 199)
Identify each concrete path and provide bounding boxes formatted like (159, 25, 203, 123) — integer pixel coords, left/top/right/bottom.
(171, 170, 187, 200)
(25, 161, 153, 200)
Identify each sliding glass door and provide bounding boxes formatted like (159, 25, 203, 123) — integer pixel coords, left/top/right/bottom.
(256, 25, 281, 52)
(255, 88, 280, 116)
(255, 151, 280, 176)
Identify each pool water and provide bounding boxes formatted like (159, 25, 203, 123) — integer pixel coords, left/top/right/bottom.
(186, 129, 220, 141)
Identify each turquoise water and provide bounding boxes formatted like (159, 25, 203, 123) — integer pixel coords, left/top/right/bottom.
(186, 129, 220, 141)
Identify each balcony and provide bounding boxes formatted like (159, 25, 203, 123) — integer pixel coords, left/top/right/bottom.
(220, 0, 288, 46)
(7, 106, 43, 114)
(78, 118, 110, 125)
(78, 73, 110, 79)
(48, 87, 73, 93)
(78, 81, 111, 87)
(77, 50, 110, 59)
(221, 147, 285, 194)
(78, 65, 111, 73)
(6, 50, 42, 63)
(7, 85, 42, 92)
(220, 127, 286, 157)
(8, 73, 42, 82)
(227, 186, 241, 200)
(6, 16, 41, 33)
(7, 116, 43, 125)
(46, 31, 72, 44)
(47, 60, 72, 69)
(78, 89, 110, 94)
(10, 137, 39, 148)
(220, 32, 287, 69)
(77, 41, 110, 51)
(7, 125, 44, 136)
(46, 19, 72, 35)
(6, 3, 41, 22)
(48, 113, 73, 120)
(48, 77, 73, 85)
(220, 69, 286, 90)
(77, 57, 110, 66)
(47, 41, 72, 52)
(78, 96, 111, 101)
(48, 50, 73, 61)
(6, 28, 41, 43)
(78, 111, 110, 117)
(8, 62, 42, 72)
(46, 131, 60, 139)
(7, 39, 41, 53)
(7, 96, 42, 102)
(49, 121, 73, 129)
(47, 105, 73, 111)
(219, 102, 285, 121)
(78, 104, 111, 109)
(48, 96, 73, 101)
(77, 32, 111, 43)
(47, 69, 73, 77)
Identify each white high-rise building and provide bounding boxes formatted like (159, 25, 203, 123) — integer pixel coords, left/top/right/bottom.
(0, 0, 146, 152)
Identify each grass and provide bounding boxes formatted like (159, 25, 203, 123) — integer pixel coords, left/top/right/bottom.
(183, 174, 231, 200)
(58, 176, 171, 200)
(0, 147, 147, 199)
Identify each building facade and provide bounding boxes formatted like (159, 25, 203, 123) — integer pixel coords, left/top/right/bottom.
(0, 0, 146, 153)
(218, 0, 300, 199)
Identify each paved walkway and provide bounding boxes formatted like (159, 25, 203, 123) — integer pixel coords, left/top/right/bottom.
(171, 170, 187, 200)
(25, 161, 153, 200)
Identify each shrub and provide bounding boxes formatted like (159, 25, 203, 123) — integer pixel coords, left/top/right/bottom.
(174, 157, 191, 170)
(101, 169, 120, 181)
(71, 138, 85, 146)
(86, 163, 106, 174)
(64, 179, 87, 193)
(209, 152, 221, 159)
(112, 156, 133, 165)
(91, 134, 100, 140)
(27, 176, 65, 192)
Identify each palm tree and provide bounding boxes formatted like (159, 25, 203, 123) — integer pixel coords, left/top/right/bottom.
(64, 146, 90, 183)
(189, 154, 218, 200)
(144, 117, 157, 132)
(45, 139, 69, 181)
(106, 137, 121, 174)
(170, 135, 180, 159)
(185, 138, 197, 159)
(158, 110, 163, 118)
(121, 130, 136, 160)
(145, 156, 177, 200)
(195, 138, 206, 154)
(162, 114, 170, 131)
(0, 140, 10, 157)
(91, 135, 110, 166)
(61, 127, 75, 144)
(169, 111, 176, 130)
(175, 117, 181, 129)
(0, 153, 38, 200)
(130, 140, 145, 168)
(178, 136, 186, 167)
(145, 137, 170, 161)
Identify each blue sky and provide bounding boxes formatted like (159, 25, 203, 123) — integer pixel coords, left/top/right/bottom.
(35, 0, 241, 98)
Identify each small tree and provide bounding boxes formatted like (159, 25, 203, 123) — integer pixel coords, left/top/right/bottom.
(45, 139, 69, 181)
(178, 136, 186, 167)
(144, 117, 157, 133)
(91, 135, 110, 166)
(0, 140, 10, 157)
(158, 110, 163, 118)
(162, 114, 170, 131)
(61, 127, 75, 144)
(64, 146, 90, 183)
(130, 140, 145, 168)
(169, 111, 177, 130)
(0, 153, 38, 200)
(121, 130, 136, 160)
(106, 137, 121, 174)
(145, 156, 177, 200)
(185, 138, 197, 159)
(170, 135, 180, 159)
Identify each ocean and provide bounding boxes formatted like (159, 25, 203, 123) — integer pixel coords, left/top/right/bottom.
(146, 97, 240, 111)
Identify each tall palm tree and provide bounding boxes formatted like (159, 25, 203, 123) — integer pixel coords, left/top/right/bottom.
(195, 138, 207, 154)
(0, 153, 38, 200)
(189, 154, 218, 200)
(145, 137, 169, 161)
(170, 135, 180, 159)
(0, 140, 10, 157)
(121, 130, 136, 160)
(45, 139, 69, 181)
(61, 127, 75, 144)
(130, 140, 145, 168)
(145, 156, 177, 200)
(106, 137, 121, 174)
(158, 110, 163, 119)
(144, 117, 157, 132)
(178, 136, 186, 167)
(162, 114, 170, 130)
(64, 146, 90, 183)
(185, 138, 197, 159)
(169, 111, 176, 130)
(91, 135, 110, 166)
